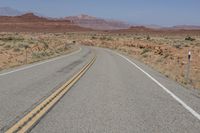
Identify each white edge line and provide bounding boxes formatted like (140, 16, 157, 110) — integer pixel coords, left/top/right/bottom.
(0, 47, 82, 76)
(113, 51, 200, 121)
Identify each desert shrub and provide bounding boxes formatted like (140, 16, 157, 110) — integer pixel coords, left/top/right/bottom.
(57, 48, 64, 52)
(156, 58, 163, 63)
(195, 43, 200, 46)
(173, 44, 182, 49)
(163, 53, 170, 58)
(24, 45, 30, 49)
(99, 36, 113, 41)
(106, 36, 113, 41)
(43, 42, 49, 49)
(48, 51, 54, 56)
(184, 44, 189, 47)
(64, 44, 69, 49)
(13, 48, 21, 52)
(32, 52, 40, 58)
(0, 43, 5, 46)
(18, 43, 24, 48)
(0, 37, 13, 41)
(185, 36, 195, 41)
(100, 36, 107, 40)
(139, 45, 145, 49)
(28, 40, 35, 44)
(4, 45, 11, 49)
(40, 51, 49, 56)
(147, 35, 150, 40)
(142, 54, 148, 58)
(32, 51, 49, 58)
(18, 44, 30, 49)
(141, 48, 150, 55)
(0, 37, 24, 42)
(91, 36, 97, 40)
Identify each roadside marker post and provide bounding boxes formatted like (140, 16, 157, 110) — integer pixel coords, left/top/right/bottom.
(25, 48, 28, 64)
(185, 50, 191, 84)
(24, 45, 29, 64)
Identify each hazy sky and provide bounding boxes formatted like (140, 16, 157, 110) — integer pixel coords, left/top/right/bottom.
(0, 0, 200, 26)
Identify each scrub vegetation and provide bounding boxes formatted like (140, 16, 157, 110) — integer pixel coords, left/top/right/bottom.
(0, 32, 76, 70)
(67, 31, 200, 89)
(1, 31, 200, 90)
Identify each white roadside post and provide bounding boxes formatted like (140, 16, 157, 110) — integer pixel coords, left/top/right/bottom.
(186, 50, 191, 84)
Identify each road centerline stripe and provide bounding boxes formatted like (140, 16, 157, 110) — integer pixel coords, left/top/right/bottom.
(113, 50, 200, 121)
(5, 53, 96, 133)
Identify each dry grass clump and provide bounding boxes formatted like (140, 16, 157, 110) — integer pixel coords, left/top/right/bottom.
(0, 32, 76, 70)
(67, 32, 200, 89)
(1, 31, 200, 90)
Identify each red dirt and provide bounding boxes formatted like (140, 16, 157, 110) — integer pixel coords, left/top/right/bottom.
(109, 26, 200, 36)
(0, 13, 92, 32)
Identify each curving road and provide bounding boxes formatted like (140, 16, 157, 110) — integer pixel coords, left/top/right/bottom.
(0, 46, 200, 133)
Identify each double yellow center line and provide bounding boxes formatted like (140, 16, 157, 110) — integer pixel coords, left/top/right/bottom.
(6, 54, 96, 133)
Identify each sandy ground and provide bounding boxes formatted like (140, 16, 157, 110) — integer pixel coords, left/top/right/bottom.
(0, 31, 199, 89)
(68, 32, 200, 89)
(0, 32, 77, 70)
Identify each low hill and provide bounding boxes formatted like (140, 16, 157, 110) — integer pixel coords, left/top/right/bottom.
(64, 14, 130, 30)
(109, 26, 200, 36)
(172, 25, 200, 30)
(0, 13, 91, 32)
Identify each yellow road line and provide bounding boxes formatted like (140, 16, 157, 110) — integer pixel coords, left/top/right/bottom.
(6, 54, 96, 133)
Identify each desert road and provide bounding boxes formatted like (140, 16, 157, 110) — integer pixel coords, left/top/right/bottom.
(0, 46, 200, 133)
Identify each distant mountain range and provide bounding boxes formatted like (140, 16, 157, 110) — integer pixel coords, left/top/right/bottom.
(0, 13, 90, 32)
(0, 7, 200, 30)
(64, 14, 130, 30)
(0, 7, 130, 30)
(171, 25, 200, 30)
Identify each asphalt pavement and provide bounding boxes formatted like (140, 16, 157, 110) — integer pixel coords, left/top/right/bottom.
(0, 47, 93, 132)
(0, 46, 200, 133)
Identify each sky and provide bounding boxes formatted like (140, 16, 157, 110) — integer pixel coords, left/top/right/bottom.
(0, 0, 200, 26)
